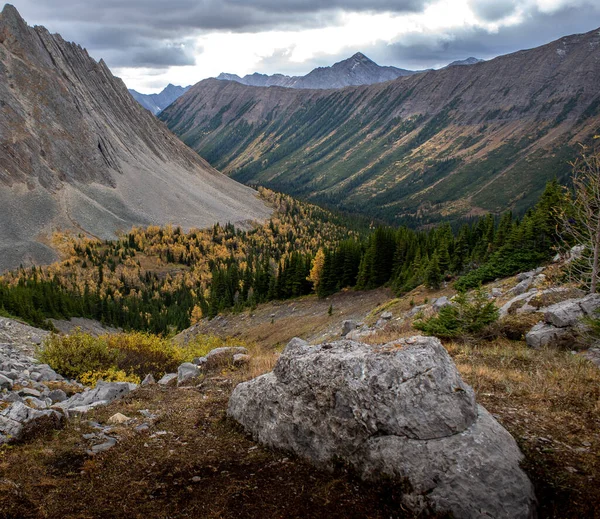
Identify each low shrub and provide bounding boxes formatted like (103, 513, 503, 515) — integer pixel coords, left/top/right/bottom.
(39, 330, 250, 385)
(414, 288, 499, 339)
(38, 332, 119, 381)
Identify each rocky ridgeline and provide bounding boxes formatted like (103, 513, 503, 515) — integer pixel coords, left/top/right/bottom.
(0, 315, 250, 447)
(229, 336, 536, 518)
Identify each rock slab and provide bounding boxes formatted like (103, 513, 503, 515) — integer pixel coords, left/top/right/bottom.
(228, 336, 536, 518)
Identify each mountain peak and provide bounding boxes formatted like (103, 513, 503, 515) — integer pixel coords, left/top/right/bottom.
(0, 4, 28, 38)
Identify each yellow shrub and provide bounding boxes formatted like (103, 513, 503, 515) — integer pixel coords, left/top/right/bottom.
(38, 331, 119, 381)
(79, 368, 141, 387)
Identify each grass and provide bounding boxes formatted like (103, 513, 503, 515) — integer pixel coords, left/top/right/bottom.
(445, 338, 600, 518)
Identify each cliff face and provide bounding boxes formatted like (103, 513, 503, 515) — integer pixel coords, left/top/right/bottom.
(162, 27, 600, 225)
(0, 5, 270, 272)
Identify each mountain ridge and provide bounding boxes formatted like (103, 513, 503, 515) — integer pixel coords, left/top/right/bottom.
(161, 27, 600, 225)
(129, 83, 191, 114)
(0, 4, 270, 272)
(215, 52, 418, 90)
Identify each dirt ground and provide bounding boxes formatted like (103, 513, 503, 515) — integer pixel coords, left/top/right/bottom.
(0, 378, 417, 519)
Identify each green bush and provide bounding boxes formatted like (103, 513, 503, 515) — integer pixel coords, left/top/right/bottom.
(414, 288, 499, 339)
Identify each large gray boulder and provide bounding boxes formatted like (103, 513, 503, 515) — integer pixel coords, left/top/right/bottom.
(228, 337, 535, 518)
(341, 319, 359, 336)
(526, 323, 572, 349)
(177, 362, 201, 386)
(544, 294, 600, 328)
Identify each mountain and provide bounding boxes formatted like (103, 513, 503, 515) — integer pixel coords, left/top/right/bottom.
(129, 84, 191, 114)
(161, 28, 600, 226)
(446, 57, 484, 67)
(216, 52, 417, 90)
(0, 5, 270, 272)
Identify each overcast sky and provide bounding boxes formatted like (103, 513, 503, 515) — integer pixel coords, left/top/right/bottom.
(6, 0, 600, 93)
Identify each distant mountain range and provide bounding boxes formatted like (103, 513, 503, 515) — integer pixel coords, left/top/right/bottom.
(0, 5, 270, 272)
(129, 84, 191, 114)
(216, 52, 419, 90)
(160, 28, 600, 226)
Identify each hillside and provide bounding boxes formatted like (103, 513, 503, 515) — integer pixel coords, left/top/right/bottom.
(0, 5, 270, 272)
(215, 52, 416, 89)
(129, 84, 191, 114)
(161, 28, 600, 225)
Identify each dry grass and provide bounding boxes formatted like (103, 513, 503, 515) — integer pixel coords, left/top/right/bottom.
(444, 338, 600, 518)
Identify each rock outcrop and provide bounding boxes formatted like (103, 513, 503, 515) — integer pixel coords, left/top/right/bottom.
(526, 294, 600, 349)
(228, 336, 536, 518)
(0, 5, 270, 272)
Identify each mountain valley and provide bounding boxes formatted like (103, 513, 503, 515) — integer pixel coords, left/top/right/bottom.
(161, 28, 600, 225)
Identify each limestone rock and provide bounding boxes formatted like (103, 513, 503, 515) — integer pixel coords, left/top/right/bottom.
(157, 373, 177, 387)
(0, 373, 13, 389)
(141, 374, 156, 386)
(206, 347, 248, 368)
(228, 336, 535, 518)
(177, 363, 201, 386)
(526, 323, 572, 348)
(341, 320, 359, 337)
(433, 296, 451, 310)
(380, 311, 393, 320)
(53, 381, 134, 415)
(107, 413, 130, 425)
(0, 401, 63, 442)
(544, 294, 600, 328)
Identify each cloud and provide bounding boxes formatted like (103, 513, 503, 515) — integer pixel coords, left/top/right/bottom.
(468, 0, 517, 22)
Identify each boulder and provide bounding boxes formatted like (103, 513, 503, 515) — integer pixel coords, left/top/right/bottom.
(526, 323, 572, 349)
(47, 389, 67, 403)
(205, 346, 248, 368)
(177, 363, 201, 386)
(543, 294, 600, 328)
(228, 337, 535, 518)
(341, 320, 359, 337)
(380, 311, 393, 320)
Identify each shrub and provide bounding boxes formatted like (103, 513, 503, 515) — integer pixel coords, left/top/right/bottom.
(39, 330, 251, 385)
(414, 288, 499, 339)
(38, 331, 119, 381)
(79, 368, 141, 387)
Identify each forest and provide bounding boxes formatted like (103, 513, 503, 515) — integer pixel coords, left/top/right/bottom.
(0, 181, 568, 334)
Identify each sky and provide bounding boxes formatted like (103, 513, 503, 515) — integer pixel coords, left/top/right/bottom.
(6, 0, 600, 93)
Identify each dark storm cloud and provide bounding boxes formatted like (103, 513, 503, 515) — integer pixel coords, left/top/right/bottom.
(6, 0, 600, 71)
(9, 0, 432, 69)
(468, 0, 517, 22)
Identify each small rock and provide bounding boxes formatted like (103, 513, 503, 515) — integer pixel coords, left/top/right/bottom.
(157, 373, 178, 387)
(0, 374, 13, 390)
(89, 437, 117, 454)
(177, 363, 200, 386)
(205, 347, 249, 368)
(135, 423, 150, 433)
(341, 320, 359, 337)
(141, 374, 156, 386)
(107, 413, 131, 425)
(380, 311, 393, 320)
(433, 296, 451, 310)
(47, 389, 67, 403)
(17, 388, 42, 398)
